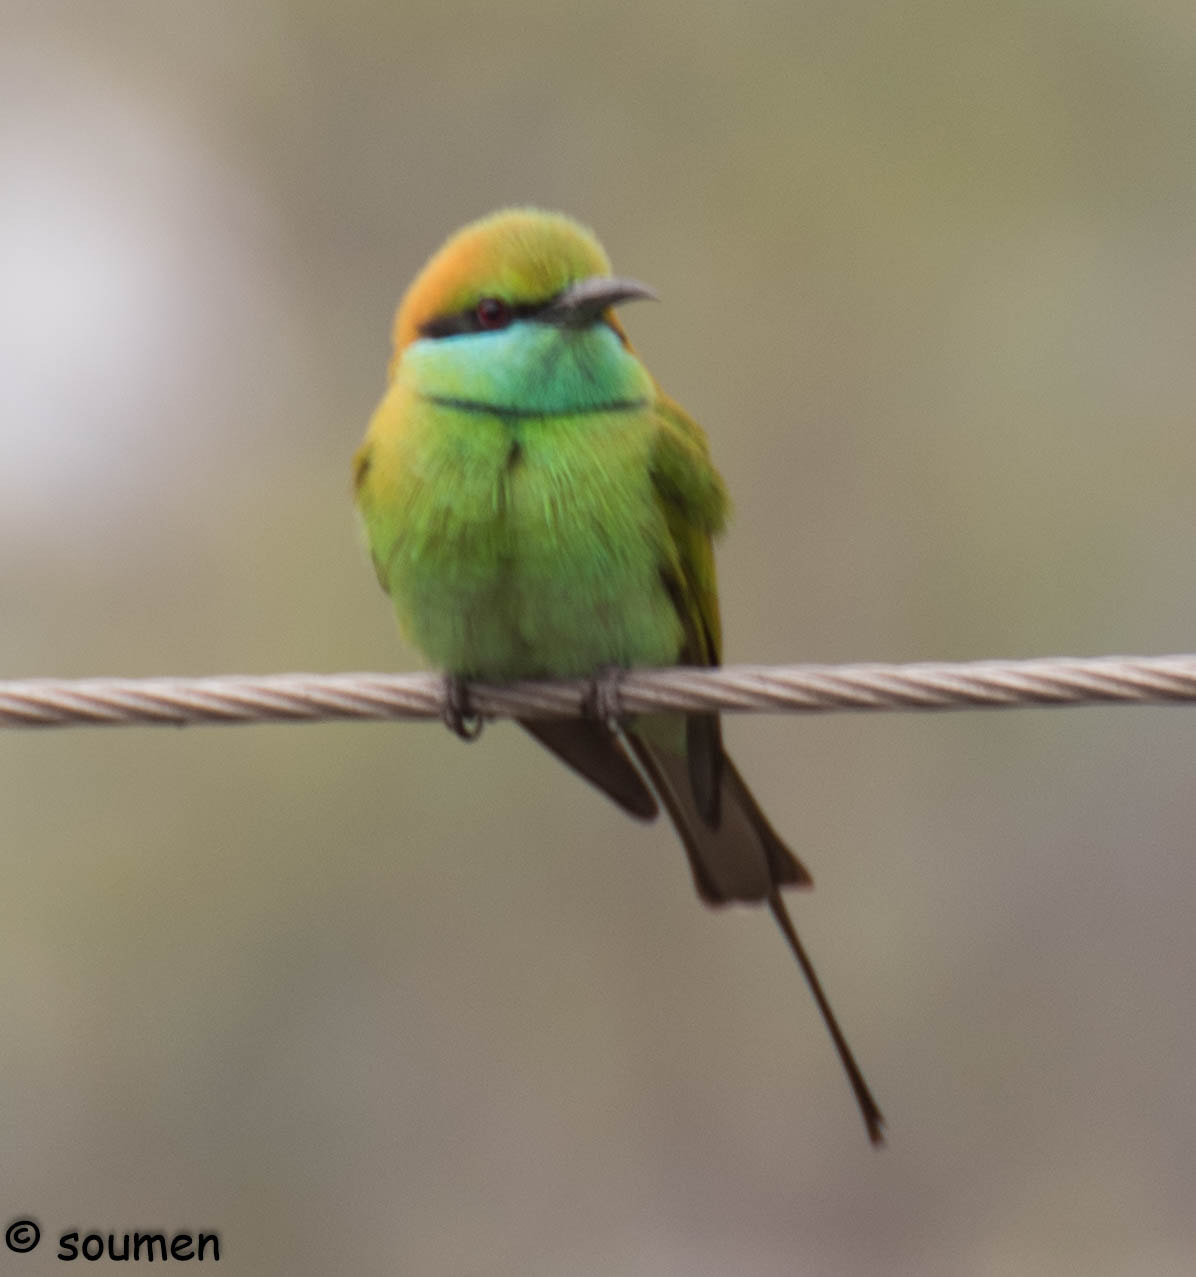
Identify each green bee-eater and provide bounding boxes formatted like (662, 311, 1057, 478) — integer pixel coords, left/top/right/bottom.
(353, 208, 883, 1143)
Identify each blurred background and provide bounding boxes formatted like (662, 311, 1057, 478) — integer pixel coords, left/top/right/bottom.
(3, 2, 1196, 1273)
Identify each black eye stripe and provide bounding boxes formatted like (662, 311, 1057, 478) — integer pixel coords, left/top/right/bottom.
(418, 296, 555, 340)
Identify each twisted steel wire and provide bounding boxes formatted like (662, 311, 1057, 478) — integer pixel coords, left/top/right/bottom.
(4, 654, 1196, 729)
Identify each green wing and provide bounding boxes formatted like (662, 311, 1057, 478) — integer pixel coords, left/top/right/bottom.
(649, 393, 728, 666)
(647, 394, 729, 821)
(625, 393, 810, 903)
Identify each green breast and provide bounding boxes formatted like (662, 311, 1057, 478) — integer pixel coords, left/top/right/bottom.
(382, 395, 682, 679)
(363, 320, 683, 677)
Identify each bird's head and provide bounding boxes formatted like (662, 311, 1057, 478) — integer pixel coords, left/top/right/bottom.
(388, 209, 657, 416)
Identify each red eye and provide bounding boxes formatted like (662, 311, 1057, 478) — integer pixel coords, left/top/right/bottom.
(474, 297, 511, 330)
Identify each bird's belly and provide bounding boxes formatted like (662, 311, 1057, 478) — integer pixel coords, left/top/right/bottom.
(391, 423, 682, 679)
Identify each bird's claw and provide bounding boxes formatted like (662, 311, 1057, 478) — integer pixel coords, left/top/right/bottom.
(586, 664, 627, 728)
(442, 674, 484, 741)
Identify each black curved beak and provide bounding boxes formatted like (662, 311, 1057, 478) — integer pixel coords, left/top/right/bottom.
(539, 276, 659, 328)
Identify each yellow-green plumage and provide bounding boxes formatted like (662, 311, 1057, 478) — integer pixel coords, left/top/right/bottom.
(359, 379, 701, 681)
(353, 208, 883, 1142)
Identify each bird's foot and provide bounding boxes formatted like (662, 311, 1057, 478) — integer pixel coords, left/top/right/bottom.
(442, 674, 484, 741)
(586, 664, 627, 728)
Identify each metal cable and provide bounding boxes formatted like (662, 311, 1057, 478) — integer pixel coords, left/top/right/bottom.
(4, 654, 1196, 728)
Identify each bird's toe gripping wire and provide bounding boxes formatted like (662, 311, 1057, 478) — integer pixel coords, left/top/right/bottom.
(586, 664, 627, 729)
(442, 674, 484, 741)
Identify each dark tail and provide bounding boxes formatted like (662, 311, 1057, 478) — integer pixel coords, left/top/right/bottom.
(626, 732, 810, 903)
(521, 714, 884, 1144)
(767, 889, 886, 1144)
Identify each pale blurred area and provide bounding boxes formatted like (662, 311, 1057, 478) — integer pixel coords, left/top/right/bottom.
(3, 2, 1196, 1273)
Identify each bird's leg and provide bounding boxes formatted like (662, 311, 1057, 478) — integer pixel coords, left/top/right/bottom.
(767, 889, 886, 1146)
(586, 663, 627, 729)
(442, 674, 484, 741)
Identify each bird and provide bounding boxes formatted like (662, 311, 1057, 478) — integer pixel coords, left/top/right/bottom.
(353, 208, 884, 1143)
